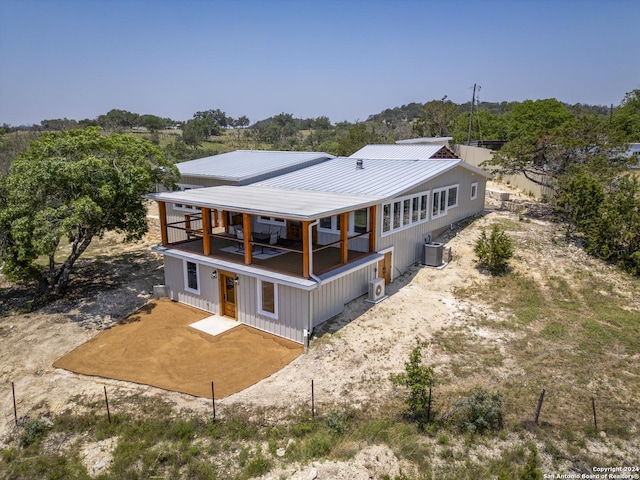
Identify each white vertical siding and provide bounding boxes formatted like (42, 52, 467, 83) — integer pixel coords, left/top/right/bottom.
(312, 264, 376, 327)
(163, 257, 217, 313)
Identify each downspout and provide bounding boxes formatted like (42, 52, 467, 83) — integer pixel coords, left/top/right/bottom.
(305, 218, 321, 348)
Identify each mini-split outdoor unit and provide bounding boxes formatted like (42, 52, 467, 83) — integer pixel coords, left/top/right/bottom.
(366, 277, 387, 304)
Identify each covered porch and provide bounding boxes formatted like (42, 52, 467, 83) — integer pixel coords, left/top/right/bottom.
(149, 185, 382, 279)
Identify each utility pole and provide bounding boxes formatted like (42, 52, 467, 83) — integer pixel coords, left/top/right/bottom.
(466, 83, 476, 146)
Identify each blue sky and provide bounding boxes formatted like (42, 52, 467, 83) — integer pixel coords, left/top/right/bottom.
(1, 0, 638, 126)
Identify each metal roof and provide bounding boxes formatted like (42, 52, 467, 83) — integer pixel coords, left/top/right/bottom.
(147, 184, 381, 221)
(395, 137, 452, 144)
(177, 150, 334, 182)
(257, 157, 490, 199)
(350, 144, 451, 160)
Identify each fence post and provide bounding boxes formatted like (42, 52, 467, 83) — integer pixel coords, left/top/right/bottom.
(211, 382, 216, 420)
(591, 396, 597, 431)
(12, 382, 18, 426)
(104, 386, 111, 423)
(311, 379, 315, 418)
(534, 389, 545, 425)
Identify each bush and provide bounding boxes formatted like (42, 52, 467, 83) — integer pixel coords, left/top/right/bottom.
(390, 338, 434, 429)
(449, 388, 503, 434)
(474, 224, 514, 274)
(19, 419, 48, 448)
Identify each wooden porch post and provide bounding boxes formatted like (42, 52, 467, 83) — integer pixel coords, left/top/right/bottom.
(221, 211, 228, 231)
(213, 209, 220, 227)
(302, 220, 310, 278)
(158, 201, 168, 246)
(202, 207, 211, 256)
(340, 212, 349, 264)
(242, 213, 252, 265)
(368, 205, 377, 253)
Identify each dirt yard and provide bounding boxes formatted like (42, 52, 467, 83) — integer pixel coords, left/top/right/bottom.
(54, 299, 303, 399)
(1, 185, 639, 477)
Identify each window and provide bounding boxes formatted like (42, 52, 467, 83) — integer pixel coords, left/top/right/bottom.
(174, 184, 200, 211)
(432, 184, 459, 218)
(184, 261, 199, 294)
(318, 210, 369, 235)
(257, 216, 285, 226)
(381, 190, 430, 236)
(447, 186, 458, 208)
(383, 204, 391, 232)
(258, 280, 278, 318)
(412, 197, 419, 223)
(470, 182, 478, 200)
(420, 194, 428, 220)
(353, 209, 368, 234)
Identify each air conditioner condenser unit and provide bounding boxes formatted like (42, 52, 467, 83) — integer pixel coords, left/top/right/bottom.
(366, 277, 387, 304)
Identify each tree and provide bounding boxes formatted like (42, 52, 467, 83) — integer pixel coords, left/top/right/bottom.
(390, 338, 434, 429)
(97, 109, 139, 132)
(488, 111, 625, 193)
(181, 118, 209, 148)
(332, 123, 386, 156)
(0, 127, 179, 293)
(474, 224, 514, 275)
(139, 114, 165, 132)
(412, 98, 458, 137)
(612, 89, 640, 142)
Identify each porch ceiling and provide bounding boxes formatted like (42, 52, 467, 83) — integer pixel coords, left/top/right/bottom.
(147, 185, 382, 220)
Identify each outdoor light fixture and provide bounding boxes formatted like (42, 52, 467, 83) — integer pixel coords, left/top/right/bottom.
(211, 270, 218, 279)
(234, 275, 239, 285)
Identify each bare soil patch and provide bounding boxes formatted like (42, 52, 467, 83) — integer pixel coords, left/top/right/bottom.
(53, 299, 303, 399)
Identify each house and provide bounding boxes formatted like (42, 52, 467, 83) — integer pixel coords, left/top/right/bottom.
(146, 148, 492, 345)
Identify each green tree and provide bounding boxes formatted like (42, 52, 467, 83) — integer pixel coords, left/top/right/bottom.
(139, 114, 165, 132)
(0, 127, 179, 293)
(412, 98, 458, 137)
(474, 224, 514, 275)
(612, 89, 640, 142)
(390, 338, 434, 429)
(332, 123, 386, 156)
(182, 118, 210, 148)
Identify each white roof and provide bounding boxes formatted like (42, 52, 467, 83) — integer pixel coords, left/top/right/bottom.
(177, 150, 333, 182)
(395, 137, 452, 144)
(350, 144, 451, 160)
(257, 157, 490, 199)
(148, 185, 381, 221)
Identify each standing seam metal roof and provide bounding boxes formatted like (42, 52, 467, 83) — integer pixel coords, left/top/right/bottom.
(177, 150, 334, 181)
(350, 144, 449, 160)
(255, 157, 484, 199)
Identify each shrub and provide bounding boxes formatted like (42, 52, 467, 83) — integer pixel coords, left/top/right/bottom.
(390, 338, 434, 429)
(19, 419, 48, 448)
(449, 388, 503, 434)
(474, 224, 514, 274)
(519, 444, 543, 480)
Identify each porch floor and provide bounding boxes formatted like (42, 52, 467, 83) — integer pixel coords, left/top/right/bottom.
(170, 236, 371, 277)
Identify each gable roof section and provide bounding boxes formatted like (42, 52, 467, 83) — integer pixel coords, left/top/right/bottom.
(148, 185, 381, 221)
(350, 144, 456, 160)
(256, 157, 491, 200)
(177, 150, 334, 182)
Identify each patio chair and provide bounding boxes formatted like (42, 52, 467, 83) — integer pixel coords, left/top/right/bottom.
(267, 230, 279, 253)
(235, 228, 245, 252)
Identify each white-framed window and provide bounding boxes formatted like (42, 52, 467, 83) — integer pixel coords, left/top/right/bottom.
(257, 280, 278, 318)
(183, 260, 200, 294)
(257, 216, 286, 226)
(174, 184, 200, 212)
(470, 182, 478, 200)
(318, 209, 369, 235)
(432, 184, 459, 218)
(381, 190, 430, 236)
